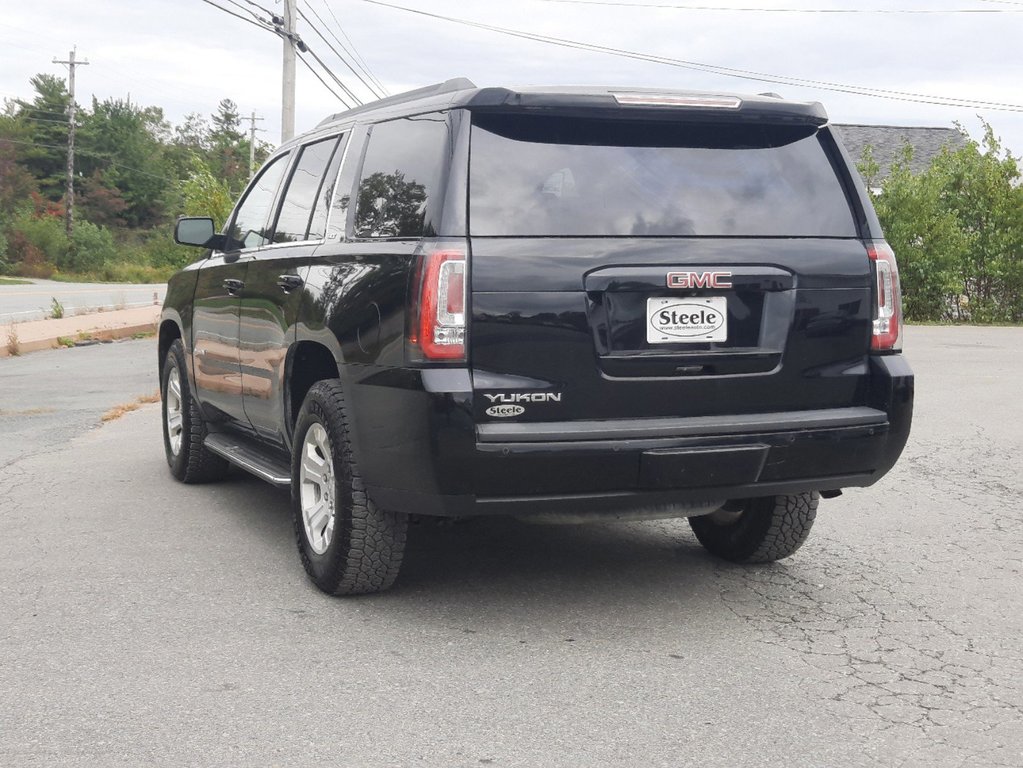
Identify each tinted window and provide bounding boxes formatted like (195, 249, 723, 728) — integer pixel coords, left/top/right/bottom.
(469, 115, 857, 237)
(226, 153, 289, 250)
(273, 136, 341, 243)
(354, 115, 448, 239)
(308, 136, 345, 241)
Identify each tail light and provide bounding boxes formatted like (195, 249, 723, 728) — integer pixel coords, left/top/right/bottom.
(408, 248, 466, 361)
(867, 241, 902, 352)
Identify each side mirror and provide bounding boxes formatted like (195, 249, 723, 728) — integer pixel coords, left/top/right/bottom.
(174, 217, 216, 248)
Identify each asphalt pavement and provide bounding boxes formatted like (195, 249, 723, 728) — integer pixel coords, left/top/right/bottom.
(0, 327, 1020, 767)
(0, 337, 157, 468)
(0, 279, 166, 323)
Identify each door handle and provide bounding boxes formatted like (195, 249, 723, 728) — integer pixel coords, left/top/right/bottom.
(223, 278, 244, 295)
(277, 274, 304, 292)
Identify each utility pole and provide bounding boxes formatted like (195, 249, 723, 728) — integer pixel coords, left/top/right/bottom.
(280, 0, 297, 143)
(247, 111, 265, 178)
(53, 47, 88, 237)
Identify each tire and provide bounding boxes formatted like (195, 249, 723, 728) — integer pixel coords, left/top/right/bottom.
(688, 492, 819, 563)
(291, 380, 408, 595)
(161, 339, 229, 483)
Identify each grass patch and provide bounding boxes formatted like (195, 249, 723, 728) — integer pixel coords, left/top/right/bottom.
(0, 277, 33, 285)
(5, 325, 20, 356)
(102, 391, 161, 422)
(0, 407, 56, 416)
(48, 263, 174, 284)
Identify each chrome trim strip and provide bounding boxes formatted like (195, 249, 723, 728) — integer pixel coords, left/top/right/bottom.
(477, 407, 887, 443)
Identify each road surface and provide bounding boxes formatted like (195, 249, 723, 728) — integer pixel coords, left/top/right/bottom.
(0, 338, 156, 468)
(0, 327, 1020, 767)
(0, 279, 166, 323)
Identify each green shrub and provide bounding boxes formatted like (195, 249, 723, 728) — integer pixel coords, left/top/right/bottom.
(63, 221, 118, 272)
(10, 213, 68, 266)
(141, 230, 191, 270)
(0, 229, 9, 275)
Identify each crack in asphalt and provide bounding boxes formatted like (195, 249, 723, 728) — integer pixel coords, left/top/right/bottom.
(708, 434, 1023, 768)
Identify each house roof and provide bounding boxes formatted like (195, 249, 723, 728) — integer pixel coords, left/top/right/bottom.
(832, 123, 968, 178)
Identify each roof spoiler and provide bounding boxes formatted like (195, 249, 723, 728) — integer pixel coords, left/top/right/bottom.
(464, 87, 828, 125)
(317, 77, 477, 126)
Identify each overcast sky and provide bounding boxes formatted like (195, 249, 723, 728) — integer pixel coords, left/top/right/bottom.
(2, 0, 1022, 158)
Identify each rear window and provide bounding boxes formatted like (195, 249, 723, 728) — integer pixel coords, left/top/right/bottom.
(469, 115, 857, 238)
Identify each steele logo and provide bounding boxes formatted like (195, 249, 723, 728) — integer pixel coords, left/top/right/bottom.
(666, 271, 732, 289)
(650, 301, 726, 339)
(485, 405, 526, 418)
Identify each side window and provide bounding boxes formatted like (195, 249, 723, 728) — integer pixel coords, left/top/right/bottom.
(354, 114, 448, 239)
(226, 153, 290, 251)
(307, 136, 346, 241)
(272, 135, 343, 244)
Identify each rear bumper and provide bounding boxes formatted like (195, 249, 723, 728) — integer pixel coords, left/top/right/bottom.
(354, 355, 913, 517)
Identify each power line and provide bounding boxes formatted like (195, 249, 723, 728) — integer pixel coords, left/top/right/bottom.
(7, 108, 75, 119)
(198, 0, 275, 32)
(307, 0, 388, 96)
(201, 0, 363, 140)
(219, 0, 275, 25)
(318, 0, 388, 95)
(299, 2, 384, 99)
(295, 7, 369, 102)
(18, 116, 72, 126)
(530, 0, 1023, 11)
(296, 52, 354, 108)
(0, 138, 184, 182)
(359, 0, 1023, 113)
(236, 0, 274, 13)
(302, 45, 362, 105)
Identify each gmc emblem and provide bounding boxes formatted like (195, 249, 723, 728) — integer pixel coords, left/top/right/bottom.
(666, 271, 733, 289)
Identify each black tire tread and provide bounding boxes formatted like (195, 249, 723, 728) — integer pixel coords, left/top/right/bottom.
(292, 380, 407, 596)
(162, 340, 229, 484)
(688, 492, 819, 564)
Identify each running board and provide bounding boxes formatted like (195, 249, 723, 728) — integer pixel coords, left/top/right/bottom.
(204, 434, 292, 487)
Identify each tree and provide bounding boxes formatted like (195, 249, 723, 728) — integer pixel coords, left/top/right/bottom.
(10, 74, 72, 201)
(181, 154, 233, 228)
(78, 170, 129, 228)
(0, 116, 39, 216)
(355, 171, 427, 238)
(864, 145, 968, 321)
(865, 124, 1023, 323)
(79, 97, 174, 228)
(208, 98, 247, 194)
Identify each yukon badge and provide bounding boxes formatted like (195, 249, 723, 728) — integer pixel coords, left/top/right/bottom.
(667, 271, 732, 289)
(483, 392, 563, 418)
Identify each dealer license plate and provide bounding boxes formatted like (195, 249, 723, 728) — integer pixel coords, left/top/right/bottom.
(646, 296, 728, 344)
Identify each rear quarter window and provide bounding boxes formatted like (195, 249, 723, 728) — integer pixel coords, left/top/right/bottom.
(353, 114, 449, 239)
(469, 114, 857, 238)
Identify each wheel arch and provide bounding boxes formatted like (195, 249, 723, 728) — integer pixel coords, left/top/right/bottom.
(285, 340, 341, 434)
(158, 318, 183, 383)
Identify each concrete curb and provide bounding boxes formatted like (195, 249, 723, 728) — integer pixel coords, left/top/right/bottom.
(1, 307, 160, 358)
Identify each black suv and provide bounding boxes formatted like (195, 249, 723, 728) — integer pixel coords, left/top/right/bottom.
(161, 79, 913, 595)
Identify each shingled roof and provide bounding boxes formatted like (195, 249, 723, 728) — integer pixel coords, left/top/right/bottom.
(832, 124, 968, 179)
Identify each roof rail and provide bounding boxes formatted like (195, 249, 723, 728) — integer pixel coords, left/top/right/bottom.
(317, 77, 477, 126)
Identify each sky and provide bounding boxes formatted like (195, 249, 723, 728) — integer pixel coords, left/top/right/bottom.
(2, 0, 1022, 158)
